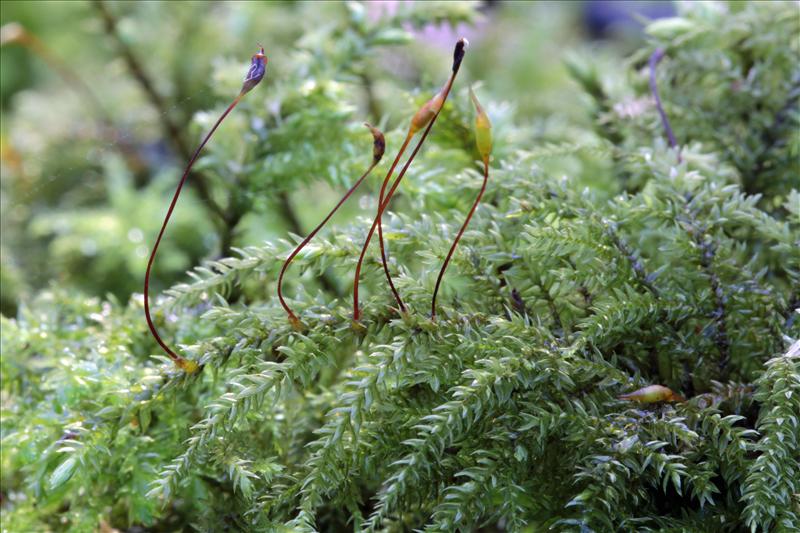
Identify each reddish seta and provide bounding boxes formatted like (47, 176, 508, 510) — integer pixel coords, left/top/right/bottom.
(144, 46, 267, 373)
(430, 86, 492, 320)
(277, 123, 386, 331)
(352, 38, 468, 323)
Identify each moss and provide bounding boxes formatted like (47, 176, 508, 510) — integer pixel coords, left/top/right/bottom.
(2, 1, 798, 531)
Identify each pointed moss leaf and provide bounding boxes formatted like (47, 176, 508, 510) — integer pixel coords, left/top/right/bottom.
(48, 456, 78, 491)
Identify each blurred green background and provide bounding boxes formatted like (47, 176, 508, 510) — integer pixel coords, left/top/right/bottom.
(0, 0, 668, 317)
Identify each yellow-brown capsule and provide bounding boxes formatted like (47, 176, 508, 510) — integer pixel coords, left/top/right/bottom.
(469, 86, 492, 164)
(618, 384, 685, 403)
(409, 90, 446, 134)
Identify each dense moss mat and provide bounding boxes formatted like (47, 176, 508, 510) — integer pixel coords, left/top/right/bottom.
(2, 2, 798, 531)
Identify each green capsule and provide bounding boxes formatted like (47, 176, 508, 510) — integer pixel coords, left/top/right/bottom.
(469, 86, 492, 163)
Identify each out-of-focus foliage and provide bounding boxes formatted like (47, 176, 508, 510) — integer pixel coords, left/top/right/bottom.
(1, 1, 798, 532)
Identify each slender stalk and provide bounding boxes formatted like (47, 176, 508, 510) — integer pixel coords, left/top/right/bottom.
(648, 47, 681, 162)
(272, 193, 339, 297)
(377, 48, 466, 312)
(144, 96, 240, 369)
(375, 133, 414, 313)
(144, 48, 267, 370)
(431, 85, 492, 321)
(353, 119, 438, 322)
(431, 159, 489, 320)
(278, 124, 385, 329)
(353, 38, 468, 321)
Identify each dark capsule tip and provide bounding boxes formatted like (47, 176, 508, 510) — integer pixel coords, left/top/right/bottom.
(452, 37, 468, 72)
(364, 122, 385, 163)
